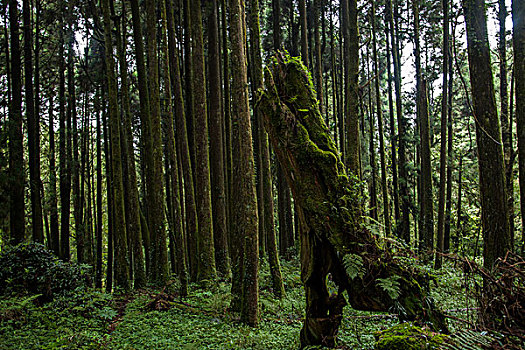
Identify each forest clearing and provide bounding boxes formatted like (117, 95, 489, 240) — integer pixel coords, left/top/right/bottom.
(1, 0, 524, 348)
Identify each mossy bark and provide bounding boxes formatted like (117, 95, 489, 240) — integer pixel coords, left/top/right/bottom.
(258, 54, 447, 348)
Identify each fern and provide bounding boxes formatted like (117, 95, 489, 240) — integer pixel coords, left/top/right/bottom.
(343, 253, 365, 280)
(376, 276, 401, 300)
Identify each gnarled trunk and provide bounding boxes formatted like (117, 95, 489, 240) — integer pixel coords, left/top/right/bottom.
(257, 54, 446, 348)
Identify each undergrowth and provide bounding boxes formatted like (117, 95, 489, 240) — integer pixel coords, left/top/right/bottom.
(0, 253, 495, 349)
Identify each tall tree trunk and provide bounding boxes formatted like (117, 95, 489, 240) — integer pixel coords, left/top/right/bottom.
(48, 94, 60, 254)
(342, 0, 360, 178)
(208, 0, 230, 277)
(191, 0, 217, 282)
(371, 2, 390, 237)
(385, 14, 400, 223)
(513, 0, 525, 252)
(161, 0, 189, 295)
(95, 88, 103, 289)
(414, 0, 433, 261)
(59, 2, 71, 260)
(9, 0, 25, 243)
(463, 0, 510, 269)
(444, 31, 454, 253)
(249, 0, 284, 299)
(166, 0, 199, 281)
(313, 0, 323, 113)
(229, 0, 259, 326)
(299, 0, 308, 66)
(23, 0, 43, 243)
(101, 0, 130, 291)
(145, 0, 169, 284)
(129, 0, 154, 277)
(388, 0, 409, 242)
(435, 0, 449, 269)
(114, 2, 146, 289)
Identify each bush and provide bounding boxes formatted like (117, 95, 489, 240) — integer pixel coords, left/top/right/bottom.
(0, 243, 91, 301)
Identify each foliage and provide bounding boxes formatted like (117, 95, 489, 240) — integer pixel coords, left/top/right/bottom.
(0, 243, 91, 301)
(376, 275, 402, 300)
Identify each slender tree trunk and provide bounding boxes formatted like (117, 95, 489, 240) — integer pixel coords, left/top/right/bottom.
(9, 0, 25, 243)
(23, 0, 43, 243)
(161, 0, 189, 295)
(299, 0, 308, 66)
(463, 0, 510, 269)
(114, 2, 146, 289)
(385, 14, 400, 223)
(371, 2, 390, 237)
(166, 0, 198, 281)
(59, 3, 71, 259)
(191, 0, 217, 282)
(208, 0, 230, 277)
(313, 0, 323, 113)
(414, 0, 433, 261)
(95, 88, 103, 289)
(229, 0, 259, 326)
(342, 0, 360, 178)
(145, 0, 169, 284)
(48, 94, 60, 255)
(388, 0, 409, 242)
(101, 0, 130, 291)
(513, 0, 525, 252)
(249, 0, 284, 299)
(444, 31, 454, 253)
(435, 0, 449, 269)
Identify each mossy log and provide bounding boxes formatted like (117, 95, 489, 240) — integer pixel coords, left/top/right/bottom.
(257, 53, 447, 348)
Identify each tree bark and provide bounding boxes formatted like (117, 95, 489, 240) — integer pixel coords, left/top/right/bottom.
(513, 0, 525, 252)
(114, 2, 146, 289)
(249, 0, 284, 299)
(101, 0, 130, 291)
(371, 1, 390, 238)
(463, 0, 510, 269)
(9, 0, 25, 244)
(229, 0, 259, 326)
(208, 0, 230, 277)
(23, 0, 43, 243)
(191, 0, 217, 282)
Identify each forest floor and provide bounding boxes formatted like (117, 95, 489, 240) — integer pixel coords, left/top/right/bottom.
(0, 256, 482, 349)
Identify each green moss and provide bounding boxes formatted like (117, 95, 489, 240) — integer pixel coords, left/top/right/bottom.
(374, 322, 448, 350)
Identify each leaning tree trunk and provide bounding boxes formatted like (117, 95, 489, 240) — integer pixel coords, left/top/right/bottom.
(257, 54, 446, 348)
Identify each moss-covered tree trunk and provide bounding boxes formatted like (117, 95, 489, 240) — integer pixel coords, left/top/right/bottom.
(191, 0, 217, 283)
(114, 2, 146, 289)
(249, 0, 284, 299)
(101, 0, 130, 291)
(258, 54, 446, 348)
(229, 0, 259, 326)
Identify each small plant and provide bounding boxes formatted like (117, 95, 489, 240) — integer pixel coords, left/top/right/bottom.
(376, 275, 402, 300)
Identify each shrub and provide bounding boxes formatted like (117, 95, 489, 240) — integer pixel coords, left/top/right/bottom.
(0, 242, 91, 301)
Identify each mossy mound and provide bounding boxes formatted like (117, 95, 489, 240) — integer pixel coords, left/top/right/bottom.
(374, 322, 448, 350)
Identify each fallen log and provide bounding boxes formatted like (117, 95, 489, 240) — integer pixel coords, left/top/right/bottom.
(257, 53, 447, 348)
